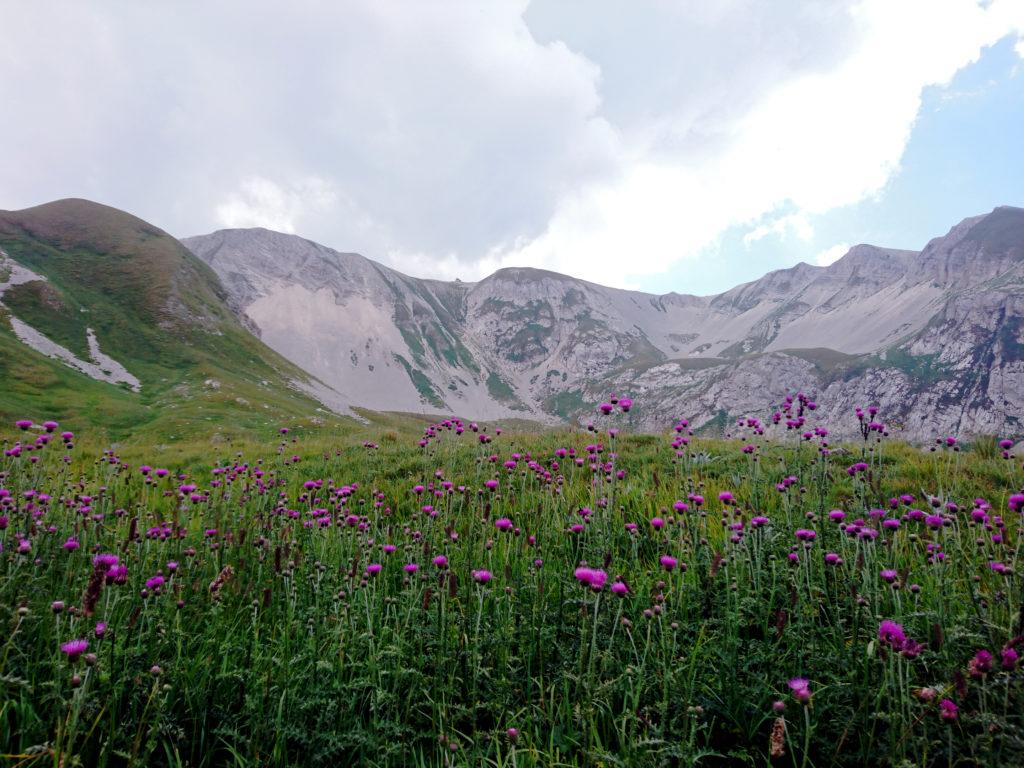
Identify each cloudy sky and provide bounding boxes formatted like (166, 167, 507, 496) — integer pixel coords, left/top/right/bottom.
(2, 1, 1023, 294)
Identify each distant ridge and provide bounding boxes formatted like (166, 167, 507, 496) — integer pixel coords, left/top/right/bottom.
(184, 205, 1024, 440)
(2, 196, 1021, 440)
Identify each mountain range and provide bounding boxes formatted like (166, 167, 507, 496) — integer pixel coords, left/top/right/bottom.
(3, 198, 1022, 441)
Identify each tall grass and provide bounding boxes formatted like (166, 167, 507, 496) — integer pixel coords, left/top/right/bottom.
(0, 409, 1021, 766)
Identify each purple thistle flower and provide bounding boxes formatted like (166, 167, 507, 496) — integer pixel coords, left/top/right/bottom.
(939, 699, 958, 722)
(1001, 647, 1019, 670)
(574, 567, 608, 590)
(969, 649, 993, 678)
(787, 677, 811, 703)
(472, 569, 492, 583)
(145, 575, 165, 590)
(878, 620, 907, 649)
(61, 639, 88, 661)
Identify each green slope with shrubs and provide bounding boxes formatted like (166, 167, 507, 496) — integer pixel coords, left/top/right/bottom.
(0, 198, 352, 442)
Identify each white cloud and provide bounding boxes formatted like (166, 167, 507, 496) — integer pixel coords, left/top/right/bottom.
(498, 0, 1024, 287)
(215, 177, 337, 233)
(815, 243, 851, 267)
(743, 213, 814, 246)
(0, 0, 1022, 290)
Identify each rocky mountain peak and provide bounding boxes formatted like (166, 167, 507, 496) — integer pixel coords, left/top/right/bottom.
(182, 205, 1024, 441)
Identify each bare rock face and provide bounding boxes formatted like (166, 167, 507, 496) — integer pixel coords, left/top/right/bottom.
(184, 206, 1024, 441)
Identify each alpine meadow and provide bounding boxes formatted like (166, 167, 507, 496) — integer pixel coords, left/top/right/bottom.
(2, 2, 1024, 766)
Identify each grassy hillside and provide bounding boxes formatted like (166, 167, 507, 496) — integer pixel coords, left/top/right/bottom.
(0, 199, 351, 442)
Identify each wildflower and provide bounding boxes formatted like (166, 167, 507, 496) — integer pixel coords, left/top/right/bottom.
(15, 419, 33, 430)
(901, 640, 925, 659)
(660, 555, 678, 571)
(404, 563, 419, 574)
(610, 581, 629, 596)
(494, 517, 513, 531)
(794, 529, 817, 542)
(506, 727, 519, 742)
(880, 569, 898, 584)
(650, 517, 665, 529)
(787, 677, 811, 703)
(751, 515, 770, 528)
(939, 699, 958, 722)
(574, 567, 608, 590)
(770, 717, 786, 759)
(619, 398, 633, 412)
(432, 555, 448, 568)
(472, 569, 492, 583)
(61, 639, 89, 662)
(824, 552, 841, 565)
(1001, 647, 1019, 670)
(146, 575, 165, 591)
(62, 537, 80, 551)
(209, 565, 234, 598)
(878, 620, 907, 649)
(968, 649, 993, 678)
